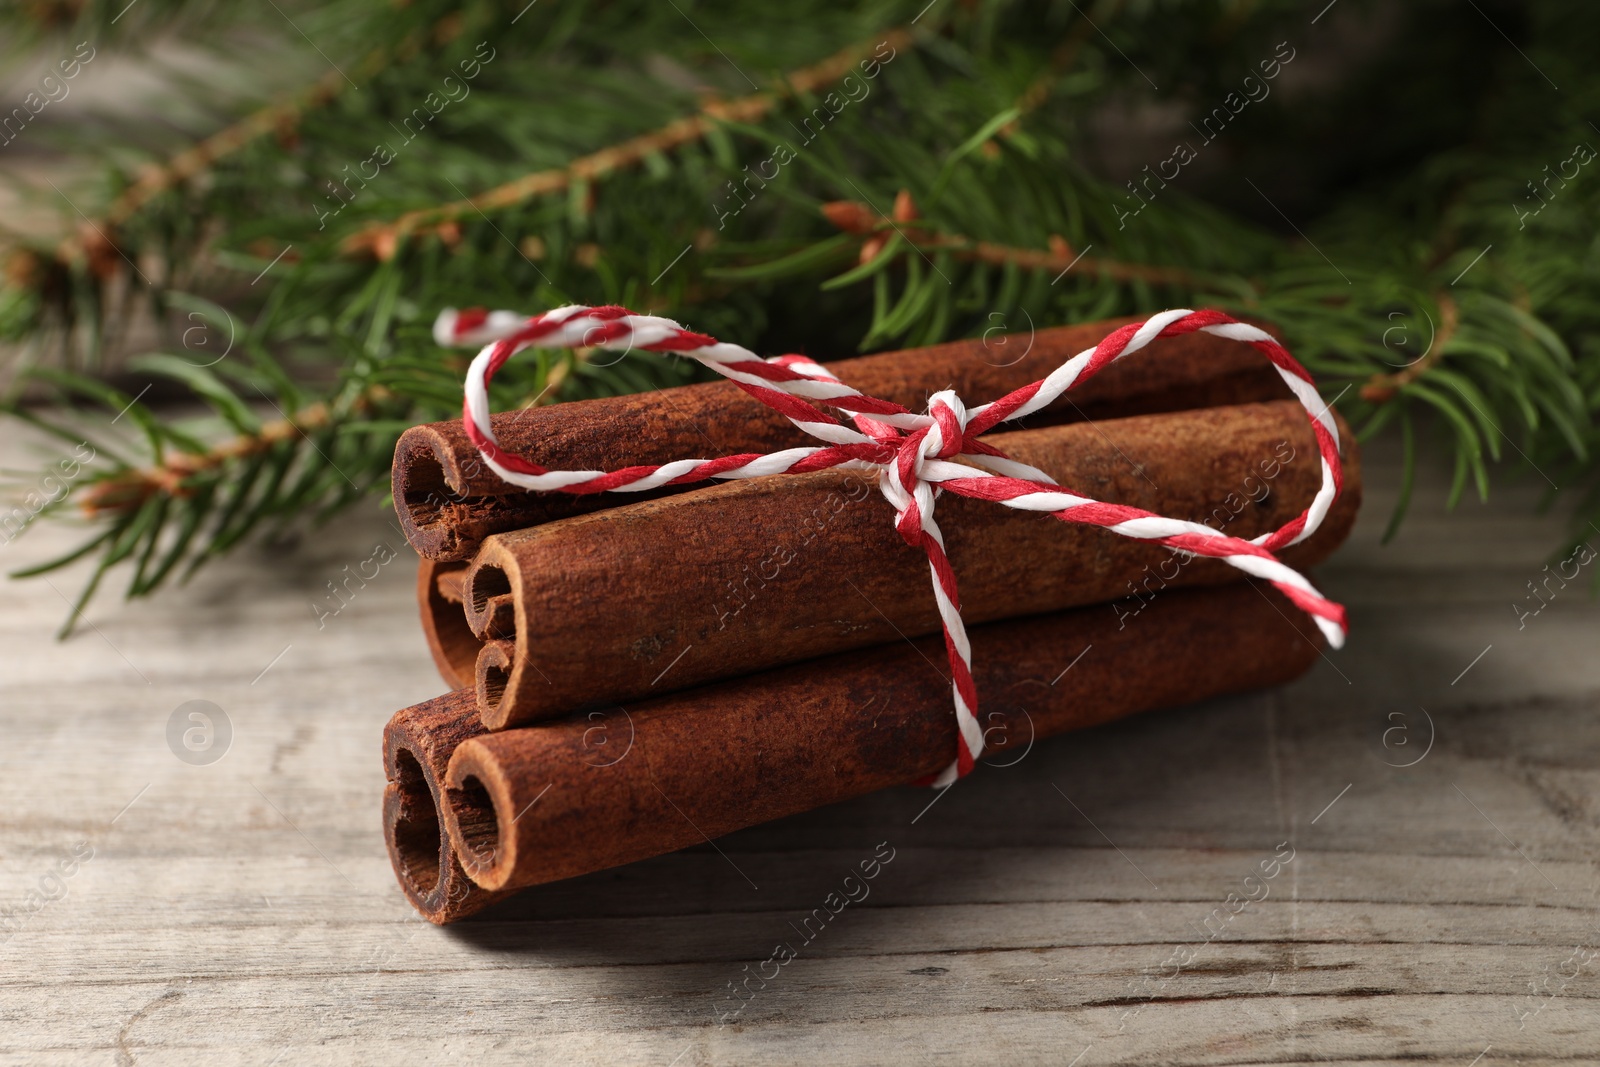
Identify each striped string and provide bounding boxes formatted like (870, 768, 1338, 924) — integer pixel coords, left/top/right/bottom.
(436, 305, 1348, 787)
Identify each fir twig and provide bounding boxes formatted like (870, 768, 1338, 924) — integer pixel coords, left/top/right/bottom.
(44, 11, 473, 269)
(819, 193, 1201, 287)
(75, 389, 380, 517)
(341, 26, 917, 260)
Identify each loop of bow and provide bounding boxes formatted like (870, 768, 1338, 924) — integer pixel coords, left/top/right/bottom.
(437, 304, 1348, 787)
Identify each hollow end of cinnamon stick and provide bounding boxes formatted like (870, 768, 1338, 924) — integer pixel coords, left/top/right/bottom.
(416, 557, 481, 690)
(382, 695, 513, 923)
(462, 544, 549, 731)
(385, 752, 444, 897)
(462, 555, 515, 637)
(474, 638, 518, 728)
(442, 759, 519, 890)
(394, 433, 494, 562)
(395, 422, 652, 563)
(395, 439, 462, 559)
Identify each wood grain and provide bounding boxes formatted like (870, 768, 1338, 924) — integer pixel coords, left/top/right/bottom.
(0, 417, 1596, 1065)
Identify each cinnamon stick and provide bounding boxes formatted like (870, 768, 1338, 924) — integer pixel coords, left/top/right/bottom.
(382, 691, 513, 923)
(460, 400, 1360, 730)
(395, 319, 1293, 561)
(439, 580, 1323, 896)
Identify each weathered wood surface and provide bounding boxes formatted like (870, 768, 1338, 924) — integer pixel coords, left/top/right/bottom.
(1, 419, 1597, 1066)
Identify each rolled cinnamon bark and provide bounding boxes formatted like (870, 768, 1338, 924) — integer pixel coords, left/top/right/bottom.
(416, 557, 479, 689)
(461, 399, 1359, 729)
(382, 692, 513, 923)
(440, 580, 1322, 896)
(396, 318, 1293, 561)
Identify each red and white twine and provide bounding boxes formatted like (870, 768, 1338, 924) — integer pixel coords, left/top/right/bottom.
(436, 304, 1349, 788)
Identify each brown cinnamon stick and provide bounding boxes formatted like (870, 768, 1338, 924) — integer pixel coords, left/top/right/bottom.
(460, 400, 1359, 730)
(395, 319, 1293, 561)
(382, 692, 513, 923)
(416, 557, 478, 689)
(439, 580, 1322, 896)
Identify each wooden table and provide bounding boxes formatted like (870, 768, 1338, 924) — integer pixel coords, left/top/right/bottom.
(2, 421, 1596, 1065)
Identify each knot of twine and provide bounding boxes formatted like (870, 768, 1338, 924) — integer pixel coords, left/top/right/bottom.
(436, 304, 1348, 787)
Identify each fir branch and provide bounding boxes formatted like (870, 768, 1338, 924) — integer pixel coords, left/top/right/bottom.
(938, 233, 1200, 288)
(819, 193, 1202, 287)
(42, 11, 473, 270)
(341, 26, 917, 260)
(55, 72, 340, 266)
(65, 334, 610, 518)
(75, 389, 378, 516)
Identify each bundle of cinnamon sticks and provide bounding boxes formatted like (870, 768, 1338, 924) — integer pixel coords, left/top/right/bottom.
(382, 315, 1361, 923)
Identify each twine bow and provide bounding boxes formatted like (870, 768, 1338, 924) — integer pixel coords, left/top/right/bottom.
(437, 305, 1348, 787)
